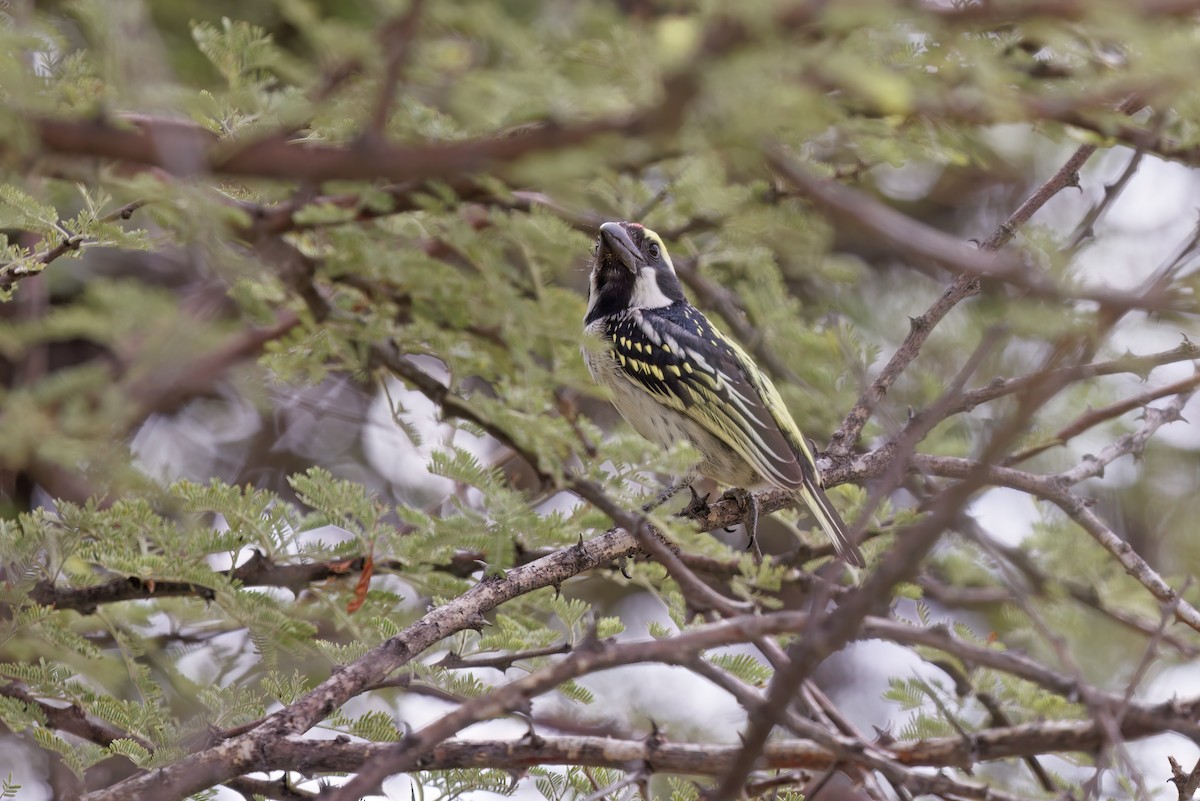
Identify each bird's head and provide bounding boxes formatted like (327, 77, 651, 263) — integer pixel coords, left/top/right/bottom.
(585, 221, 685, 323)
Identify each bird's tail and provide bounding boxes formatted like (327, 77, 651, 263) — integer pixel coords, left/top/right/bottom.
(797, 480, 866, 568)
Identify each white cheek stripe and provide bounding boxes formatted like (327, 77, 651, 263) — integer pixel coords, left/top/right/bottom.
(629, 266, 674, 310)
(584, 271, 601, 320)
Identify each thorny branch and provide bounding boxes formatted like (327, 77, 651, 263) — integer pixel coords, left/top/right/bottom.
(819, 140, 1112, 456)
(0, 199, 146, 291)
(8, 7, 1200, 801)
(66, 146, 1200, 801)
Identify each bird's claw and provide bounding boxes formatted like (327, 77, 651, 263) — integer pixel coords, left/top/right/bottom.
(721, 487, 763, 562)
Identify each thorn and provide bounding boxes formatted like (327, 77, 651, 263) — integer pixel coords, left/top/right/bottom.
(679, 484, 710, 518)
(646, 719, 665, 749)
(613, 556, 632, 579)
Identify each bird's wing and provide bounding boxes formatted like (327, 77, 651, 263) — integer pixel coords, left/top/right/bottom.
(605, 307, 816, 489)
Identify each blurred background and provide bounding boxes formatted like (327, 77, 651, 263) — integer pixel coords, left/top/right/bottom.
(3, 1, 1200, 799)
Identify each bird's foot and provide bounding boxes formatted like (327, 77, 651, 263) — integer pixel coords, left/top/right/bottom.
(721, 487, 763, 562)
(643, 481, 689, 513)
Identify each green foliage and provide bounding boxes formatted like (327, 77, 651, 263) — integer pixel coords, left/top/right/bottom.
(705, 652, 771, 688)
(348, 709, 402, 742)
(556, 680, 595, 706)
(409, 661, 488, 700)
(668, 776, 700, 801)
(0, 1, 1196, 799)
(419, 767, 519, 801)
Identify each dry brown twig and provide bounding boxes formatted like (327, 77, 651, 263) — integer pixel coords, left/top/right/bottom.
(23, 14, 1197, 801)
(1169, 755, 1200, 801)
(0, 198, 146, 291)
(814, 140, 1111, 457)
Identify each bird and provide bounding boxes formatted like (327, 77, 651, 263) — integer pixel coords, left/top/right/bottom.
(582, 220, 865, 567)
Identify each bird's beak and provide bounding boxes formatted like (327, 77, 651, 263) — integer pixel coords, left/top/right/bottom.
(598, 222, 644, 273)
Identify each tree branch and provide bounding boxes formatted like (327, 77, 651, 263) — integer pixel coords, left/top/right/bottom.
(26, 98, 692, 184)
(817, 141, 1110, 455)
(364, 0, 424, 139)
(0, 682, 154, 752)
(24, 549, 364, 615)
(259, 716, 1196, 777)
(1169, 755, 1200, 801)
(1007, 371, 1200, 464)
(80, 527, 645, 801)
(0, 199, 146, 292)
(949, 340, 1199, 417)
(914, 447, 1200, 632)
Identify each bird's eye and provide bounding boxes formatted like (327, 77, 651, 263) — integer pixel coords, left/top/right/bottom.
(647, 243, 660, 260)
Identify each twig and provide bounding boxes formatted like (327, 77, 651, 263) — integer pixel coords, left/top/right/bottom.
(580, 769, 645, 801)
(235, 721, 1194, 785)
(950, 340, 1199, 418)
(819, 141, 1108, 455)
(920, 0, 1200, 22)
(1065, 148, 1146, 253)
(0, 199, 146, 291)
(1055, 391, 1194, 485)
(921, 564, 1200, 658)
(28, 98, 695, 184)
(964, 522, 1151, 801)
(926, 659, 1058, 792)
(0, 682, 154, 751)
(709, 444, 1008, 801)
(1007, 371, 1200, 464)
(224, 776, 316, 801)
(766, 145, 1174, 311)
(1169, 755, 1200, 800)
(436, 643, 571, 671)
(365, 0, 424, 138)
(23, 546, 355, 616)
(913, 451, 1200, 632)
(851, 327, 1006, 538)
(980, 143, 1099, 251)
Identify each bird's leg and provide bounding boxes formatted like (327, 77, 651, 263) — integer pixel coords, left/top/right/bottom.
(642, 473, 697, 513)
(721, 487, 763, 561)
